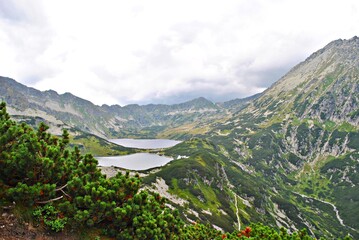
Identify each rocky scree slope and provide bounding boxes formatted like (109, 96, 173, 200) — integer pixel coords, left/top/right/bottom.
(144, 37, 359, 239)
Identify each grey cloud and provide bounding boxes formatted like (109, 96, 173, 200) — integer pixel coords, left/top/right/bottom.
(23, 74, 43, 85)
(235, 65, 293, 89)
(0, 1, 55, 86)
(2, 1, 358, 106)
(255, 65, 296, 88)
(144, 84, 262, 105)
(140, 21, 214, 69)
(0, 0, 45, 23)
(0, 1, 26, 22)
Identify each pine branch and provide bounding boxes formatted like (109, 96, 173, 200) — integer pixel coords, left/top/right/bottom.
(55, 183, 68, 191)
(60, 189, 71, 199)
(36, 195, 63, 204)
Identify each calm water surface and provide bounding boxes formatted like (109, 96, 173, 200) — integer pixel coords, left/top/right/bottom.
(96, 153, 173, 171)
(108, 138, 181, 149)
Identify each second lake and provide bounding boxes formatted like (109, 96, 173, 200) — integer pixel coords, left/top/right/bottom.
(96, 153, 173, 171)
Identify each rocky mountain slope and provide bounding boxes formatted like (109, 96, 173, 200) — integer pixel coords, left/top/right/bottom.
(142, 37, 359, 239)
(249, 37, 359, 125)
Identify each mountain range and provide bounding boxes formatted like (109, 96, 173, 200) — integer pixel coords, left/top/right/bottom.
(0, 76, 257, 139)
(1, 37, 358, 239)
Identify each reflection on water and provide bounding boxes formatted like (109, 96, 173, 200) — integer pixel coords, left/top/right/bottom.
(108, 138, 181, 149)
(96, 153, 173, 171)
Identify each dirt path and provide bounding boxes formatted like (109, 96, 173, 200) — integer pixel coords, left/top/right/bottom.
(233, 192, 241, 231)
(221, 166, 241, 230)
(293, 191, 358, 232)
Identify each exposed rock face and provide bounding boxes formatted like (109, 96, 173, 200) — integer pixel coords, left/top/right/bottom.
(248, 36, 359, 125)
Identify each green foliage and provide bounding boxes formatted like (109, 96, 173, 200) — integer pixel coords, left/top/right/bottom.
(320, 153, 359, 229)
(33, 204, 67, 232)
(180, 223, 222, 239)
(179, 223, 323, 240)
(0, 102, 183, 239)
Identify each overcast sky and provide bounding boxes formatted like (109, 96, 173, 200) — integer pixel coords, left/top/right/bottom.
(1, 0, 359, 106)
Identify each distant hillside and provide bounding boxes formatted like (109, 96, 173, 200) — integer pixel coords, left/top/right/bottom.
(1, 77, 257, 139)
(218, 93, 261, 111)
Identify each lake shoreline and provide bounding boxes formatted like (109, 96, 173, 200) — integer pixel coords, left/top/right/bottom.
(108, 138, 181, 149)
(96, 138, 181, 171)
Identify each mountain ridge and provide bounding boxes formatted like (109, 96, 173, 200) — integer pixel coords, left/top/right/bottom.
(268, 36, 359, 94)
(1, 76, 257, 138)
(245, 36, 359, 126)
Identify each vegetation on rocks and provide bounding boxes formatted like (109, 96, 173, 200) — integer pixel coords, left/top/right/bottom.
(0, 101, 327, 239)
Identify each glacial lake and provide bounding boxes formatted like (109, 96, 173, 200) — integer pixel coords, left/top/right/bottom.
(108, 138, 182, 149)
(96, 153, 174, 171)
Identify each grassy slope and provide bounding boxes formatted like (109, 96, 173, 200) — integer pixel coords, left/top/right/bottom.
(141, 110, 358, 239)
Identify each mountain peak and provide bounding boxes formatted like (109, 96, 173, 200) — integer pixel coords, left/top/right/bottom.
(330, 35, 359, 45)
(181, 97, 217, 109)
(250, 37, 359, 125)
(306, 36, 359, 63)
(188, 97, 211, 104)
(268, 36, 359, 93)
